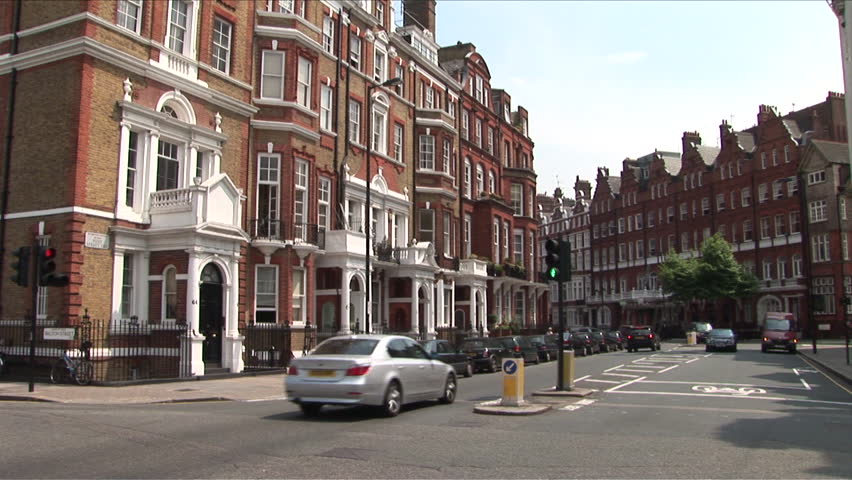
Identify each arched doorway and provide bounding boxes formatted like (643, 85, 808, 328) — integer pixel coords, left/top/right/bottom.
(199, 263, 224, 364)
(757, 296, 783, 326)
(349, 276, 363, 332)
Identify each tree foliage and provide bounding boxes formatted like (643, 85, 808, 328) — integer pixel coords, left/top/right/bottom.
(659, 234, 758, 304)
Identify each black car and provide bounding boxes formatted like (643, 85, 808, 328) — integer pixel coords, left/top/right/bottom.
(604, 330, 624, 351)
(526, 334, 559, 362)
(625, 327, 661, 352)
(421, 339, 474, 377)
(705, 328, 737, 352)
(569, 330, 599, 356)
(588, 329, 609, 352)
(459, 337, 509, 373)
(495, 335, 540, 365)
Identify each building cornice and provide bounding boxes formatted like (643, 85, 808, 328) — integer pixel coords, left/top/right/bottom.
(251, 119, 321, 142)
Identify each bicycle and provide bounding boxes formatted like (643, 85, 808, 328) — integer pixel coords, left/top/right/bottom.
(50, 345, 93, 386)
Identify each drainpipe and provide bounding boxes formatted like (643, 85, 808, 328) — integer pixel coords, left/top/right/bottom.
(333, 9, 344, 229)
(0, 0, 23, 316)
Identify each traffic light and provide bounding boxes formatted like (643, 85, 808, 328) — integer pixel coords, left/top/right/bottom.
(559, 240, 572, 282)
(544, 239, 560, 281)
(37, 246, 69, 287)
(10, 246, 31, 287)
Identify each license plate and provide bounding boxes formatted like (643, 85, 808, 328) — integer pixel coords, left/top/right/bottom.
(309, 369, 336, 377)
(635, 335, 647, 339)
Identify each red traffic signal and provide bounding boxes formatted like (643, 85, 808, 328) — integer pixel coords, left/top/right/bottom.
(37, 246, 68, 287)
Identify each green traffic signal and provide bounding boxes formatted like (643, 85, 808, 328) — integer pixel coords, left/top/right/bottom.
(547, 266, 559, 279)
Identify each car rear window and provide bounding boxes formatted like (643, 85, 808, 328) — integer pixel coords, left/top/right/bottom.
(461, 339, 488, 348)
(629, 328, 652, 335)
(312, 338, 378, 355)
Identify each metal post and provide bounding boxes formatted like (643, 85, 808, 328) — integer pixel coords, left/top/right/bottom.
(366, 85, 372, 335)
(28, 240, 37, 392)
(556, 274, 566, 391)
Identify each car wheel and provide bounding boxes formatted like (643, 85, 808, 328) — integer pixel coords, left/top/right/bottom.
(439, 374, 457, 404)
(489, 356, 499, 373)
(299, 402, 322, 417)
(464, 361, 474, 378)
(761, 345, 768, 353)
(731, 347, 737, 353)
(533, 354, 540, 365)
(789, 346, 797, 354)
(544, 352, 551, 362)
(705, 346, 711, 352)
(381, 381, 402, 417)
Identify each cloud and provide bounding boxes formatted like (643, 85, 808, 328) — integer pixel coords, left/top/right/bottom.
(601, 51, 648, 65)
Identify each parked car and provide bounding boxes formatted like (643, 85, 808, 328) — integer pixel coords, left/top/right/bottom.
(604, 330, 624, 351)
(421, 339, 474, 377)
(459, 337, 510, 373)
(570, 330, 599, 356)
(561, 331, 586, 356)
(705, 328, 737, 352)
(526, 334, 560, 362)
(689, 322, 713, 344)
(625, 327, 661, 352)
(588, 329, 609, 352)
(495, 335, 540, 365)
(286, 335, 457, 417)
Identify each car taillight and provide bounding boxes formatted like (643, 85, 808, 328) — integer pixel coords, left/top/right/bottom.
(514, 346, 521, 352)
(287, 366, 298, 375)
(649, 334, 654, 339)
(793, 338, 799, 343)
(627, 335, 633, 340)
(763, 337, 769, 342)
(345, 365, 371, 376)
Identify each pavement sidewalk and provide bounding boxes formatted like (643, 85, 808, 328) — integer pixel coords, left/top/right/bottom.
(0, 371, 288, 404)
(0, 341, 849, 405)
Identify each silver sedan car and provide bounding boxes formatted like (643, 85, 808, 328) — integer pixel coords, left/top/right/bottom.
(286, 335, 457, 417)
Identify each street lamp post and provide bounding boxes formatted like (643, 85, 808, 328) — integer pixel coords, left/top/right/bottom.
(365, 77, 402, 335)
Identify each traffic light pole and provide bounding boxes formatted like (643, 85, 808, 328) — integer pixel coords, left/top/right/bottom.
(28, 240, 38, 393)
(556, 275, 566, 391)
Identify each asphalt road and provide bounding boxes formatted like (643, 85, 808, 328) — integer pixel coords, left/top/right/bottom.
(1, 342, 850, 479)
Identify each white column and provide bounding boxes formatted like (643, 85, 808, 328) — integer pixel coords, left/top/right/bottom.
(185, 251, 204, 376)
(436, 278, 445, 328)
(470, 287, 478, 333)
(223, 257, 243, 373)
(450, 281, 456, 328)
(187, 144, 199, 186)
(116, 121, 131, 215)
(145, 132, 160, 220)
(411, 278, 420, 335)
(139, 252, 150, 323)
(481, 286, 489, 335)
(341, 269, 351, 333)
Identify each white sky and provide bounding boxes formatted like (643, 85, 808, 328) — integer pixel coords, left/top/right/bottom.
(428, 0, 845, 197)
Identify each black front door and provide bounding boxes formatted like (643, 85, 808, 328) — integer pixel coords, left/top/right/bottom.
(199, 265, 223, 364)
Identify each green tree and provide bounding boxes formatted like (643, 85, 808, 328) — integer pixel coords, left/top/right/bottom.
(659, 234, 758, 322)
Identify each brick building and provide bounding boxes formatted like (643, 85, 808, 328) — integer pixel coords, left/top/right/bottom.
(584, 94, 847, 336)
(0, 0, 544, 377)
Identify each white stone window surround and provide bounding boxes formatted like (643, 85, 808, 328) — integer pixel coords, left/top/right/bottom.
(371, 93, 390, 154)
(343, 173, 409, 244)
(116, 95, 225, 224)
(111, 249, 148, 323)
(162, 265, 179, 321)
(255, 264, 279, 323)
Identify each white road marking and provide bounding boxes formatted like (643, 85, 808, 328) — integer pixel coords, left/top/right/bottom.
(574, 375, 591, 382)
(559, 398, 597, 411)
(631, 364, 667, 369)
(658, 365, 679, 374)
(640, 380, 811, 391)
(603, 372, 640, 378)
(612, 368, 658, 373)
(604, 364, 625, 372)
(245, 396, 288, 402)
(605, 376, 647, 392)
(686, 358, 699, 364)
(584, 379, 622, 384)
(800, 378, 812, 390)
(608, 390, 852, 406)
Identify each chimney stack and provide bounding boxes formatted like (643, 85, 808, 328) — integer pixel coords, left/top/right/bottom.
(681, 131, 701, 153)
(403, 0, 437, 37)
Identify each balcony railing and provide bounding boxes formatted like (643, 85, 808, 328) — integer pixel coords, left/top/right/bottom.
(249, 218, 324, 249)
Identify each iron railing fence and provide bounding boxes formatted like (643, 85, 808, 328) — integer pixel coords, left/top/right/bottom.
(240, 323, 293, 370)
(0, 318, 191, 383)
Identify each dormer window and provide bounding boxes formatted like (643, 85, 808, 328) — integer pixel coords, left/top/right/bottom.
(503, 103, 511, 123)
